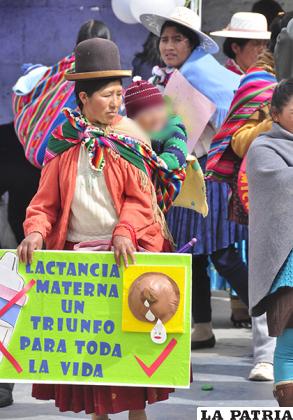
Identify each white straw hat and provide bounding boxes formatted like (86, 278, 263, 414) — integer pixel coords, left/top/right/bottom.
(140, 6, 219, 55)
(210, 12, 271, 40)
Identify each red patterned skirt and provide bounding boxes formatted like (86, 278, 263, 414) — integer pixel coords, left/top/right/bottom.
(32, 241, 173, 415)
(32, 383, 172, 415)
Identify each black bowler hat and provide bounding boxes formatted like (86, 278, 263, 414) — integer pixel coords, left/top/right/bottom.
(65, 38, 132, 81)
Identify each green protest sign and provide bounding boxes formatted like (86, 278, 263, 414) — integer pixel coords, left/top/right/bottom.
(0, 250, 191, 388)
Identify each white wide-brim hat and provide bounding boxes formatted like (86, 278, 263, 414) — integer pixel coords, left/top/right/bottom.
(140, 6, 219, 55)
(211, 12, 271, 40)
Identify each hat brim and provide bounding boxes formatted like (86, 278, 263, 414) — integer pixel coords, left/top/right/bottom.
(65, 69, 132, 81)
(210, 30, 271, 40)
(140, 13, 219, 55)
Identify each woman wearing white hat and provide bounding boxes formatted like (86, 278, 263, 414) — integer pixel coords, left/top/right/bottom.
(140, 6, 249, 351)
(210, 11, 272, 341)
(211, 12, 270, 75)
(208, 13, 288, 384)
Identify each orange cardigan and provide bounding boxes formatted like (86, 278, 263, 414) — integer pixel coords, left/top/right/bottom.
(24, 144, 168, 252)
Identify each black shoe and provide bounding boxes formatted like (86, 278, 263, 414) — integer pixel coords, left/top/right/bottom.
(0, 395, 13, 408)
(191, 335, 216, 350)
(0, 384, 13, 408)
(231, 314, 252, 329)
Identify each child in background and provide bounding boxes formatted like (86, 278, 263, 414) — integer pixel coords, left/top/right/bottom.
(124, 78, 188, 170)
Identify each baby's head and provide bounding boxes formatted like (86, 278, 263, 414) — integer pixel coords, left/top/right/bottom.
(125, 78, 168, 133)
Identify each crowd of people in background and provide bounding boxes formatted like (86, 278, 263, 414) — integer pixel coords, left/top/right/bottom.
(1, 0, 293, 418)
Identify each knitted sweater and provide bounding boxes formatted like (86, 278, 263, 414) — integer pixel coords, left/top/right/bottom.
(151, 115, 188, 170)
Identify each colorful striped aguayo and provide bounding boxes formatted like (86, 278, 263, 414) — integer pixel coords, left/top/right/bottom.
(206, 68, 277, 183)
(45, 108, 186, 213)
(13, 54, 76, 168)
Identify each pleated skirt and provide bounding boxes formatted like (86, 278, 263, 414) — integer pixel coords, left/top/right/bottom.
(32, 383, 172, 415)
(167, 156, 248, 255)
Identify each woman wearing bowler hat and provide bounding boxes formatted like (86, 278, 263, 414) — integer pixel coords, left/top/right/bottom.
(17, 38, 175, 420)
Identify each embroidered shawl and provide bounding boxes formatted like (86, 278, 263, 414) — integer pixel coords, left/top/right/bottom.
(206, 68, 277, 182)
(13, 54, 76, 168)
(44, 108, 186, 214)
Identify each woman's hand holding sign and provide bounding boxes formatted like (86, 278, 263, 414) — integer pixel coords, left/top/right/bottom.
(112, 235, 136, 268)
(18, 232, 43, 264)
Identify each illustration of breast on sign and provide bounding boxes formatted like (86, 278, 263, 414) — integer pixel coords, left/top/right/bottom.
(122, 266, 186, 344)
(0, 252, 29, 364)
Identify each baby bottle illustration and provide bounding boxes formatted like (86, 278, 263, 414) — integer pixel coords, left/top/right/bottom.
(0, 252, 27, 363)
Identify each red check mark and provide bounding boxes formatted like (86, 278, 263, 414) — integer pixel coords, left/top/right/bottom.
(134, 338, 177, 377)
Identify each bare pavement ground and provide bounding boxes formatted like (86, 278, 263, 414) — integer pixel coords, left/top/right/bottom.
(0, 293, 277, 420)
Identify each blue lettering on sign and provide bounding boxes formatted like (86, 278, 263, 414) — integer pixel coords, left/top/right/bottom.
(67, 263, 76, 276)
(78, 263, 88, 276)
(20, 337, 67, 353)
(28, 316, 115, 334)
(100, 342, 111, 356)
(109, 285, 118, 297)
(62, 282, 72, 294)
(30, 316, 41, 329)
(32, 338, 42, 351)
(84, 283, 94, 296)
(93, 320, 102, 333)
(20, 336, 30, 350)
(73, 340, 121, 357)
(75, 340, 85, 354)
(57, 340, 67, 353)
(90, 264, 99, 277)
(51, 282, 60, 294)
(112, 344, 122, 358)
(35, 280, 119, 298)
(60, 362, 103, 377)
(110, 265, 120, 278)
(73, 283, 82, 295)
(66, 318, 77, 332)
(80, 319, 91, 332)
(43, 317, 54, 330)
(98, 284, 107, 296)
(35, 261, 45, 274)
(29, 359, 49, 373)
(36, 280, 49, 293)
(40, 360, 49, 373)
(104, 320, 115, 334)
(61, 300, 85, 314)
(61, 361, 70, 375)
(27, 261, 121, 279)
(56, 261, 66, 275)
(46, 261, 55, 275)
(26, 263, 33, 274)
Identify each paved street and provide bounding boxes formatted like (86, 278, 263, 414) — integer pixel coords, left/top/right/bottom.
(0, 293, 276, 420)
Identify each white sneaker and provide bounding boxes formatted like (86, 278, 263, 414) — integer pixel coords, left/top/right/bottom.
(249, 362, 274, 381)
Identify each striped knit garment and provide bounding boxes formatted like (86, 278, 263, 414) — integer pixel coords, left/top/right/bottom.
(45, 108, 186, 214)
(151, 114, 188, 170)
(13, 54, 75, 168)
(206, 68, 277, 183)
(124, 79, 164, 119)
